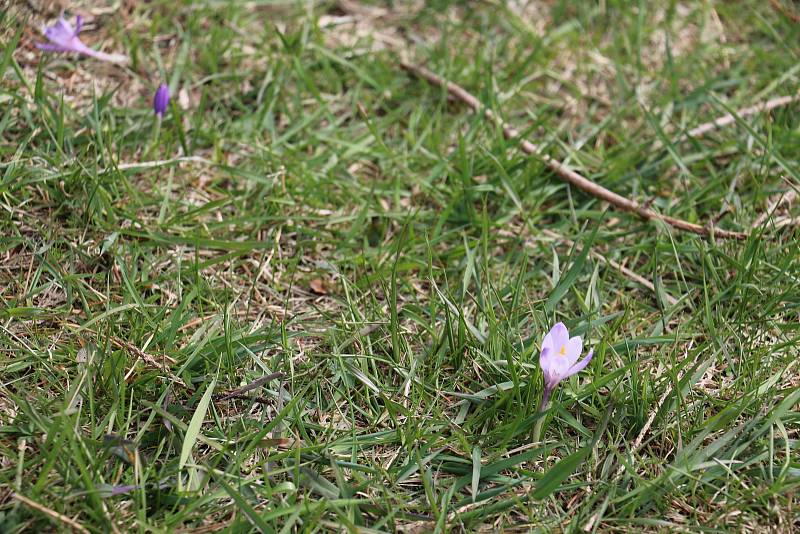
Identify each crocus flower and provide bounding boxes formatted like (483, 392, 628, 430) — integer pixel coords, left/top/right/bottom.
(153, 84, 170, 117)
(533, 322, 593, 441)
(539, 322, 593, 400)
(37, 15, 128, 64)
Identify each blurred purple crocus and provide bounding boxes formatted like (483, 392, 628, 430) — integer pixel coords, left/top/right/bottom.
(37, 15, 128, 64)
(153, 84, 170, 117)
(533, 322, 593, 441)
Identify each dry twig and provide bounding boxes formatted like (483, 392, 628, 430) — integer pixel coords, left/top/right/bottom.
(112, 156, 212, 171)
(687, 93, 800, 139)
(12, 493, 90, 534)
(399, 61, 748, 240)
(214, 392, 273, 405)
(216, 372, 285, 401)
(771, 215, 800, 230)
(111, 337, 185, 386)
(770, 0, 800, 24)
(752, 189, 798, 228)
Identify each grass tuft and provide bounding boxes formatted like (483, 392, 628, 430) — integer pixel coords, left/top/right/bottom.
(1, 1, 799, 532)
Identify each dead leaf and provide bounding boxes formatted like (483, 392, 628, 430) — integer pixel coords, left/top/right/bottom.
(309, 278, 327, 295)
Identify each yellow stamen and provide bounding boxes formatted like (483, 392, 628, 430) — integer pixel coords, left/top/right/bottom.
(559, 345, 566, 356)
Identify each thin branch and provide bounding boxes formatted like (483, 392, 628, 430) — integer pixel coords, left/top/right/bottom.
(772, 215, 800, 230)
(216, 372, 285, 400)
(111, 337, 185, 386)
(770, 0, 800, 24)
(687, 93, 800, 139)
(400, 61, 748, 240)
(214, 392, 273, 405)
(12, 493, 90, 534)
(112, 156, 213, 171)
(752, 189, 798, 228)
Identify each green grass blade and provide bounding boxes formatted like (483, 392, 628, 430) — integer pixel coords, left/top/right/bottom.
(179, 378, 216, 470)
(545, 225, 599, 312)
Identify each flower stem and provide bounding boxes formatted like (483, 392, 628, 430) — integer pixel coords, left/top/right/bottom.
(532, 387, 552, 444)
(146, 115, 162, 159)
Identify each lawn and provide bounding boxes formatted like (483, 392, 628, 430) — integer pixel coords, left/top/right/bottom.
(1, 1, 799, 532)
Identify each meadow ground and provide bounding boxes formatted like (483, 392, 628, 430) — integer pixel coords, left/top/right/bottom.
(1, 1, 799, 532)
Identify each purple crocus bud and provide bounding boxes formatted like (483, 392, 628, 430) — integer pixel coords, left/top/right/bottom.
(538, 322, 593, 406)
(153, 84, 170, 117)
(37, 15, 128, 64)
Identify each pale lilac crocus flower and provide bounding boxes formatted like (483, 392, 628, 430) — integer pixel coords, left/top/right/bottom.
(37, 16, 128, 64)
(533, 322, 593, 441)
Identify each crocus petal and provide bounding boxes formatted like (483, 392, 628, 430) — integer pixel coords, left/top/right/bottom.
(540, 349, 573, 390)
(565, 335, 582, 365)
(548, 322, 569, 351)
(543, 371, 562, 390)
(67, 39, 94, 55)
(540, 330, 557, 369)
(48, 18, 75, 38)
(74, 15, 84, 35)
(566, 348, 593, 377)
(542, 330, 555, 354)
(540, 335, 565, 373)
(153, 84, 170, 116)
(36, 43, 68, 51)
(539, 347, 559, 389)
(111, 484, 139, 496)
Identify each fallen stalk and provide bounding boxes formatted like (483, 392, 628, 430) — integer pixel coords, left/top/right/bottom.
(686, 93, 800, 138)
(400, 61, 748, 241)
